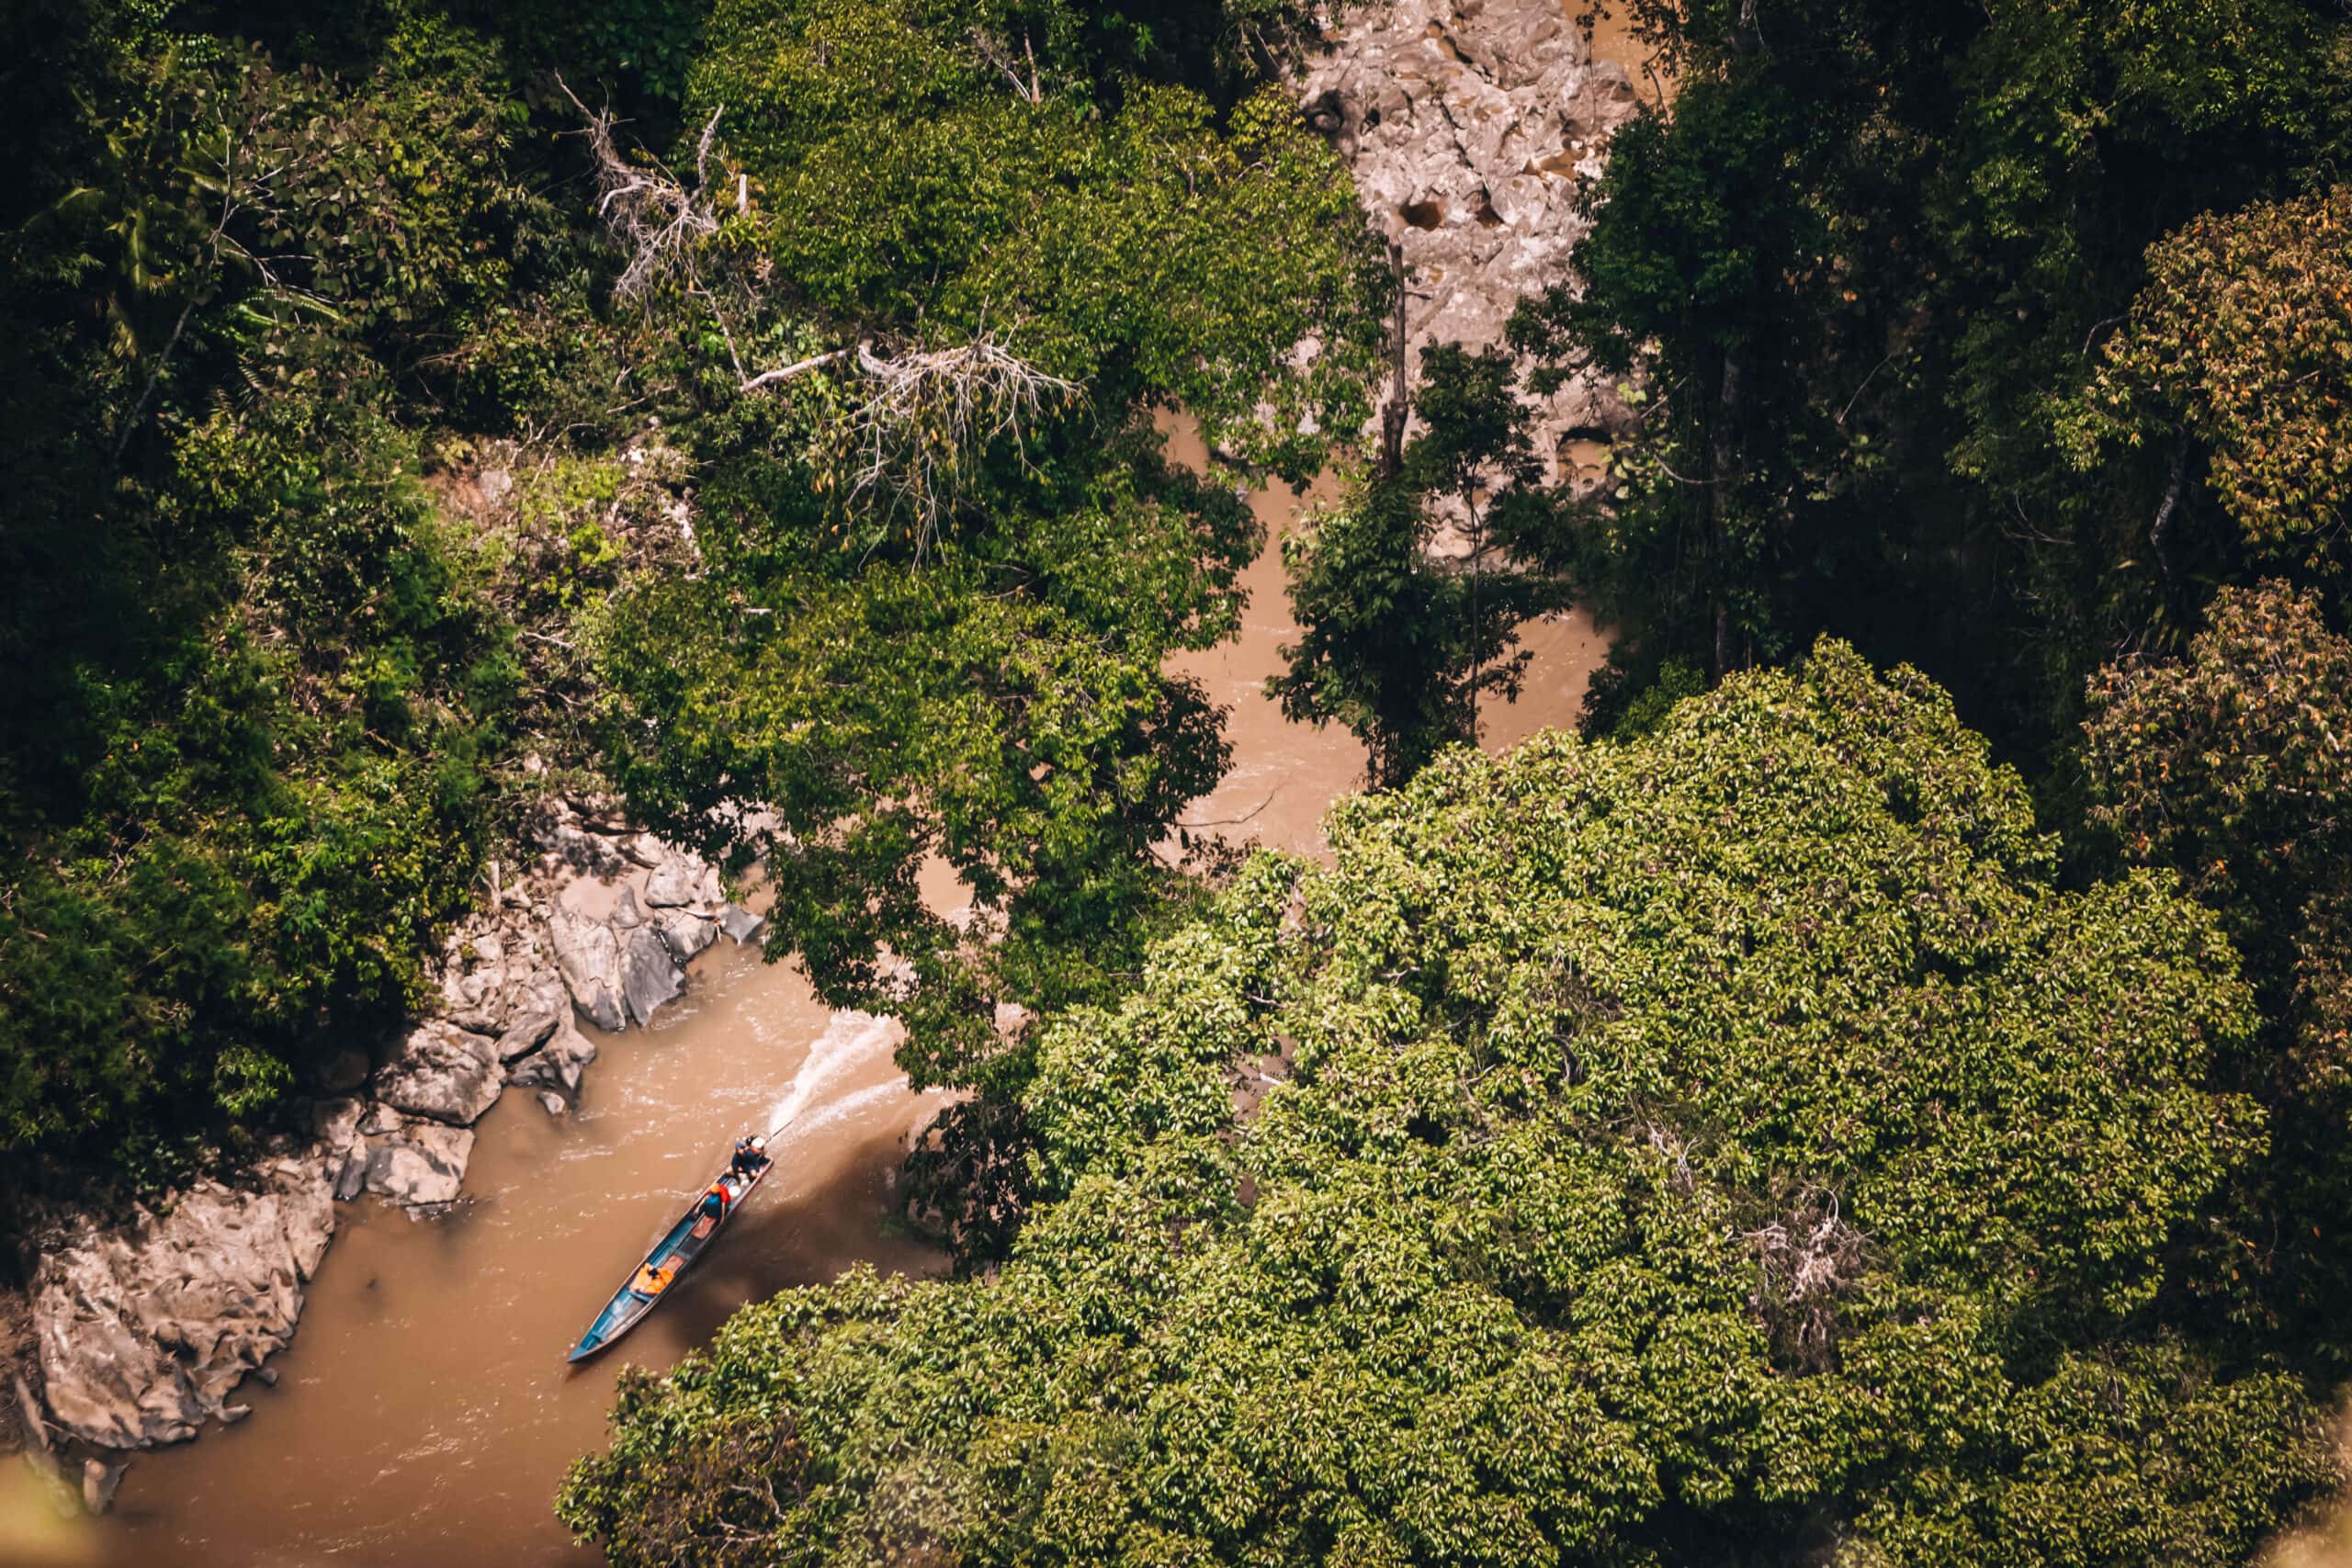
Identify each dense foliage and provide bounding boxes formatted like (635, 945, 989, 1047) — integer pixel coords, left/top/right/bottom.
(1516, 0, 2352, 739)
(8, 1, 2349, 1553)
(0, 0, 1374, 1190)
(562, 644, 2339, 1564)
(2083, 581, 2352, 1364)
(0, 6, 588, 1175)
(1271, 344, 1561, 786)
(594, 0, 1385, 1139)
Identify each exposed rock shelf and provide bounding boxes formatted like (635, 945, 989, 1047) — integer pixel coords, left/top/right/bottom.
(25, 796, 766, 1452)
(1304, 0, 1643, 520)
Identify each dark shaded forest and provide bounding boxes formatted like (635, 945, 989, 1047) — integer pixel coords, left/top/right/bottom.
(3, 0, 2348, 1561)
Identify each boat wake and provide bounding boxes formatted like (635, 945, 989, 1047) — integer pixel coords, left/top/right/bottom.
(764, 1011, 909, 1144)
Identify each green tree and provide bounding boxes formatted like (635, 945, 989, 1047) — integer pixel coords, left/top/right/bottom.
(588, 0, 1385, 1201)
(2083, 581, 2352, 1363)
(1270, 344, 1559, 787)
(1514, 0, 2352, 740)
(564, 640, 2337, 1565)
(2060, 186, 2352, 579)
(0, 6, 634, 1179)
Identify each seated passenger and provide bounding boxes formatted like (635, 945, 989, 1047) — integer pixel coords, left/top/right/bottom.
(730, 1134, 771, 1178)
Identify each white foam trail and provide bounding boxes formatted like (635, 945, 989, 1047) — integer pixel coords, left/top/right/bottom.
(763, 1010, 905, 1138)
(772, 1077, 936, 1150)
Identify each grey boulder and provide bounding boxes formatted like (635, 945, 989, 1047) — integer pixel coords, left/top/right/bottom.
(362, 1122, 475, 1209)
(509, 1013, 599, 1094)
(644, 852, 708, 908)
(654, 908, 717, 964)
(32, 1159, 334, 1449)
(548, 908, 626, 1032)
(373, 1021, 503, 1125)
(717, 904, 766, 946)
(492, 1006, 560, 1063)
(622, 924, 685, 1026)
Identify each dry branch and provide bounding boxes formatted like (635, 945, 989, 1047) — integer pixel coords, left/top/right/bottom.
(560, 74, 720, 304)
(836, 333, 1080, 546)
(560, 85, 1080, 534)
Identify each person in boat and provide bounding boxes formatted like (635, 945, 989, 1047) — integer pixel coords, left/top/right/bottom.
(730, 1134, 770, 1178)
(697, 1181, 731, 1223)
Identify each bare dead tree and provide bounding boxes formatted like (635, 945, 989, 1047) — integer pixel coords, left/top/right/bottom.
(562, 83, 1079, 537)
(560, 74, 721, 304)
(836, 333, 1080, 551)
(969, 28, 1043, 104)
(1742, 1187, 1871, 1371)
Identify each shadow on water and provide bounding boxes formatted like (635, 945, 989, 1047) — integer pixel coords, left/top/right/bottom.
(633, 1132, 944, 1358)
(85, 417, 1603, 1567)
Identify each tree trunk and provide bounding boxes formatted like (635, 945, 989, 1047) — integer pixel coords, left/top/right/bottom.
(1708, 344, 1745, 682)
(1377, 238, 1409, 479)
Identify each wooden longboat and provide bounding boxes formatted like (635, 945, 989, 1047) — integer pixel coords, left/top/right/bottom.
(566, 1151, 774, 1363)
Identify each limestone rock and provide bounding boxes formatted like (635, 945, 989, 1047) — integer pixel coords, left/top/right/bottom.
(361, 1122, 475, 1209)
(373, 1020, 503, 1125)
(1303, 0, 1642, 499)
(718, 903, 766, 946)
(32, 1156, 334, 1450)
(622, 923, 686, 1025)
(537, 818, 627, 877)
(548, 908, 627, 1032)
(268, 1154, 336, 1280)
(537, 1091, 568, 1116)
(654, 908, 718, 964)
(492, 1005, 560, 1063)
(509, 1013, 599, 1095)
(333, 1145, 370, 1202)
(610, 885, 647, 930)
(645, 851, 710, 908)
(309, 1096, 365, 1156)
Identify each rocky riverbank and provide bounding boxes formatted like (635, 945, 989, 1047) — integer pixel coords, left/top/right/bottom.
(10, 0, 1647, 1505)
(14, 797, 763, 1472)
(1305, 0, 1643, 521)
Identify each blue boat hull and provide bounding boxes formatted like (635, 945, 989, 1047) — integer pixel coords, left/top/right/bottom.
(567, 1154, 772, 1363)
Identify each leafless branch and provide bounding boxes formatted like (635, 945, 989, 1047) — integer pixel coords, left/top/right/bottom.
(1742, 1186, 1871, 1370)
(836, 332, 1080, 551)
(970, 28, 1044, 103)
(559, 84, 1078, 534)
(560, 73, 721, 304)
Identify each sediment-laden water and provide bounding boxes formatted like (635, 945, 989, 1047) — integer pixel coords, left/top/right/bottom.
(82, 435, 1602, 1568)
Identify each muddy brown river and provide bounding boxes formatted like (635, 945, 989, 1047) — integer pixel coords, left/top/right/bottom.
(72, 432, 1603, 1568)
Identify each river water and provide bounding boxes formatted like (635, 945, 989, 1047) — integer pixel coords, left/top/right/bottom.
(74, 433, 1604, 1568)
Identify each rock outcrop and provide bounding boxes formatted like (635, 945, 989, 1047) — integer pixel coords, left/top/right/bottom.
(549, 907, 628, 1032)
(372, 1020, 503, 1126)
(32, 1154, 333, 1448)
(361, 1122, 477, 1209)
(622, 923, 687, 1025)
(25, 794, 754, 1456)
(1303, 0, 1644, 510)
(509, 1013, 599, 1096)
